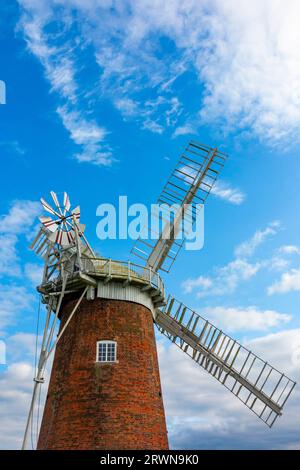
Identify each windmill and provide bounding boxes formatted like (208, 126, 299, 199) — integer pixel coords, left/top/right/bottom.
(22, 141, 296, 450)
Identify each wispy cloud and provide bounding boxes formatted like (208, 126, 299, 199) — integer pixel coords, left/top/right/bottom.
(0, 200, 40, 279)
(18, 12, 78, 102)
(115, 94, 183, 134)
(267, 256, 290, 271)
(182, 276, 212, 294)
(0, 285, 34, 332)
(24, 263, 43, 286)
(0, 200, 40, 235)
(18, 3, 112, 166)
(211, 181, 246, 205)
(142, 120, 164, 134)
(0, 235, 20, 278)
(279, 245, 300, 255)
(19, 0, 300, 149)
(268, 268, 300, 295)
(172, 124, 196, 138)
(56, 106, 112, 166)
(182, 258, 261, 298)
(18, 0, 300, 147)
(181, 221, 282, 298)
(197, 0, 300, 145)
(0, 360, 37, 449)
(0, 141, 26, 156)
(235, 221, 280, 258)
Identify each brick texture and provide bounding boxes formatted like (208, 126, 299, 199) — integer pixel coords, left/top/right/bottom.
(37, 295, 169, 450)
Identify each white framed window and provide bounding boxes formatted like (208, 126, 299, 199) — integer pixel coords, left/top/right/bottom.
(96, 340, 117, 363)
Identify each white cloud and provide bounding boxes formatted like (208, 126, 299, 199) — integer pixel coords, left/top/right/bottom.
(246, 329, 300, 372)
(183, 258, 262, 298)
(172, 124, 196, 138)
(18, 0, 300, 146)
(18, 13, 77, 101)
(267, 256, 290, 271)
(115, 94, 182, 133)
(0, 201, 40, 335)
(0, 361, 37, 449)
(56, 106, 106, 145)
(182, 276, 212, 294)
(0, 286, 34, 332)
(235, 221, 280, 258)
(268, 268, 300, 295)
(8, 333, 39, 363)
(209, 258, 261, 296)
(203, 306, 291, 333)
(0, 235, 20, 278)
(18, 4, 112, 167)
(0, 201, 40, 279)
(114, 97, 139, 118)
(0, 200, 40, 235)
(0, 330, 53, 449)
(197, 0, 300, 144)
(182, 221, 283, 297)
(24, 263, 43, 286)
(211, 181, 246, 205)
(56, 106, 112, 166)
(142, 119, 164, 135)
(279, 245, 300, 255)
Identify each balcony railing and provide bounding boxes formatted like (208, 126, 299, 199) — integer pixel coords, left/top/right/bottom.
(80, 257, 165, 296)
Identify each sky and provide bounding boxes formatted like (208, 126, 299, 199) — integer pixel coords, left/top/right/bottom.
(0, 0, 300, 450)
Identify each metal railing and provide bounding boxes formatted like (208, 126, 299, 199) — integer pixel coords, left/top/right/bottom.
(80, 257, 165, 295)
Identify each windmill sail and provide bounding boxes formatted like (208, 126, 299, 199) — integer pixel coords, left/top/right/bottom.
(131, 141, 227, 272)
(156, 295, 296, 427)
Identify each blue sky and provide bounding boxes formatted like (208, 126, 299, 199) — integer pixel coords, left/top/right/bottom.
(0, 0, 300, 449)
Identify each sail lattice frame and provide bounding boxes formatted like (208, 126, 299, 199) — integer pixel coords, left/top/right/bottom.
(156, 295, 296, 427)
(131, 141, 227, 272)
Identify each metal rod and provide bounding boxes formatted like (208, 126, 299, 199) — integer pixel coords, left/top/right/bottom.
(21, 381, 40, 450)
(43, 274, 68, 354)
(280, 381, 296, 407)
(46, 286, 88, 359)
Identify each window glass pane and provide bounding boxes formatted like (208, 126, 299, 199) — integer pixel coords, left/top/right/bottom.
(107, 344, 115, 361)
(97, 342, 116, 362)
(98, 343, 106, 361)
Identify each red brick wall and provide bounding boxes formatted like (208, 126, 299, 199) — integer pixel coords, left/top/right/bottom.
(37, 296, 169, 450)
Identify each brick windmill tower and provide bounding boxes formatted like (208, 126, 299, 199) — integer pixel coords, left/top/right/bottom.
(22, 141, 296, 450)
